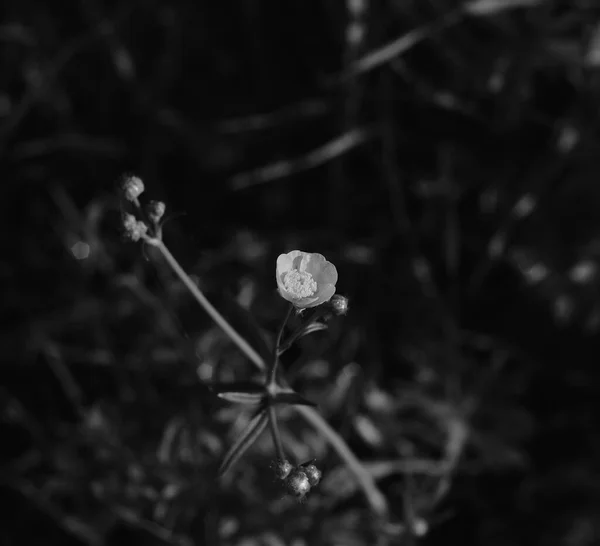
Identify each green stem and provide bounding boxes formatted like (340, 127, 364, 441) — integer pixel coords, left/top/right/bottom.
(146, 237, 265, 371)
(268, 405, 286, 462)
(268, 303, 293, 389)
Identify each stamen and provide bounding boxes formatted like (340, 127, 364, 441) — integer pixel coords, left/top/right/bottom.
(283, 269, 317, 298)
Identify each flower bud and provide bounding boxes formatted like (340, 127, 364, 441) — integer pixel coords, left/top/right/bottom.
(121, 175, 145, 201)
(146, 200, 166, 223)
(285, 469, 311, 499)
(122, 213, 148, 242)
(272, 458, 293, 480)
(329, 294, 349, 316)
(302, 463, 322, 487)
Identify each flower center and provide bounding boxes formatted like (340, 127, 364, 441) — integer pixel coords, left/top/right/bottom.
(283, 269, 317, 298)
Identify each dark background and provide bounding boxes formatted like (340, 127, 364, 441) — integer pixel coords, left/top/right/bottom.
(3, 0, 600, 544)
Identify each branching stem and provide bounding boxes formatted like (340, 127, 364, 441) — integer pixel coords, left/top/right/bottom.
(144, 235, 389, 519)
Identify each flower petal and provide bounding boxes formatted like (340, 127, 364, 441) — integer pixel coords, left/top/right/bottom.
(314, 261, 338, 286)
(292, 295, 320, 308)
(277, 252, 297, 277)
(315, 283, 336, 304)
(276, 250, 338, 308)
(296, 252, 309, 270)
(304, 253, 327, 277)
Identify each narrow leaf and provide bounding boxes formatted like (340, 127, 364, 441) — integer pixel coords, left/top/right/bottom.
(298, 322, 329, 337)
(217, 391, 264, 404)
(273, 391, 318, 408)
(212, 382, 264, 404)
(218, 409, 269, 477)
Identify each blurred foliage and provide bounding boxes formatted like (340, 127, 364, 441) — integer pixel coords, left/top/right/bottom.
(3, 0, 600, 544)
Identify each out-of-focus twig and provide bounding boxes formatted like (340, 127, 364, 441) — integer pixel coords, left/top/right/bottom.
(13, 482, 104, 546)
(334, 9, 463, 82)
(230, 128, 373, 190)
(0, 7, 133, 156)
(217, 99, 328, 134)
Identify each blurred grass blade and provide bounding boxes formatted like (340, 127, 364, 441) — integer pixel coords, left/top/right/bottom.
(230, 129, 371, 189)
(273, 391, 317, 408)
(464, 0, 542, 16)
(218, 409, 269, 477)
(586, 23, 600, 67)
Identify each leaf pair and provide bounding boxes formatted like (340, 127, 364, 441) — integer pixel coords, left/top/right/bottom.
(214, 382, 318, 478)
(218, 409, 270, 477)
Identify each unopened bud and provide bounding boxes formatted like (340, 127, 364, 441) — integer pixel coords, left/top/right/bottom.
(330, 294, 349, 316)
(285, 469, 311, 499)
(146, 200, 166, 223)
(303, 464, 322, 487)
(272, 458, 293, 480)
(122, 213, 148, 242)
(121, 175, 145, 201)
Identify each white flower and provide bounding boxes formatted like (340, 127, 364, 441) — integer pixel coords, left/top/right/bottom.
(276, 250, 338, 309)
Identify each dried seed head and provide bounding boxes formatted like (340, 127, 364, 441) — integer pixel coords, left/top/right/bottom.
(303, 464, 322, 487)
(120, 175, 145, 201)
(285, 469, 311, 499)
(272, 459, 293, 480)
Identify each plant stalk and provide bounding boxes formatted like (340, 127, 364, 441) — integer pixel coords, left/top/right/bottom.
(268, 405, 286, 462)
(268, 303, 293, 389)
(145, 237, 265, 371)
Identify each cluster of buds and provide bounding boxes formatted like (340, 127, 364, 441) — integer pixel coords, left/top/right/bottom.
(272, 458, 322, 502)
(122, 213, 148, 242)
(119, 175, 166, 242)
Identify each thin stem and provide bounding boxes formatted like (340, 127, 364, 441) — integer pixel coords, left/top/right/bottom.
(146, 237, 265, 371)
(268, 303, 293, 388)
(268, 405, 286, 462)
